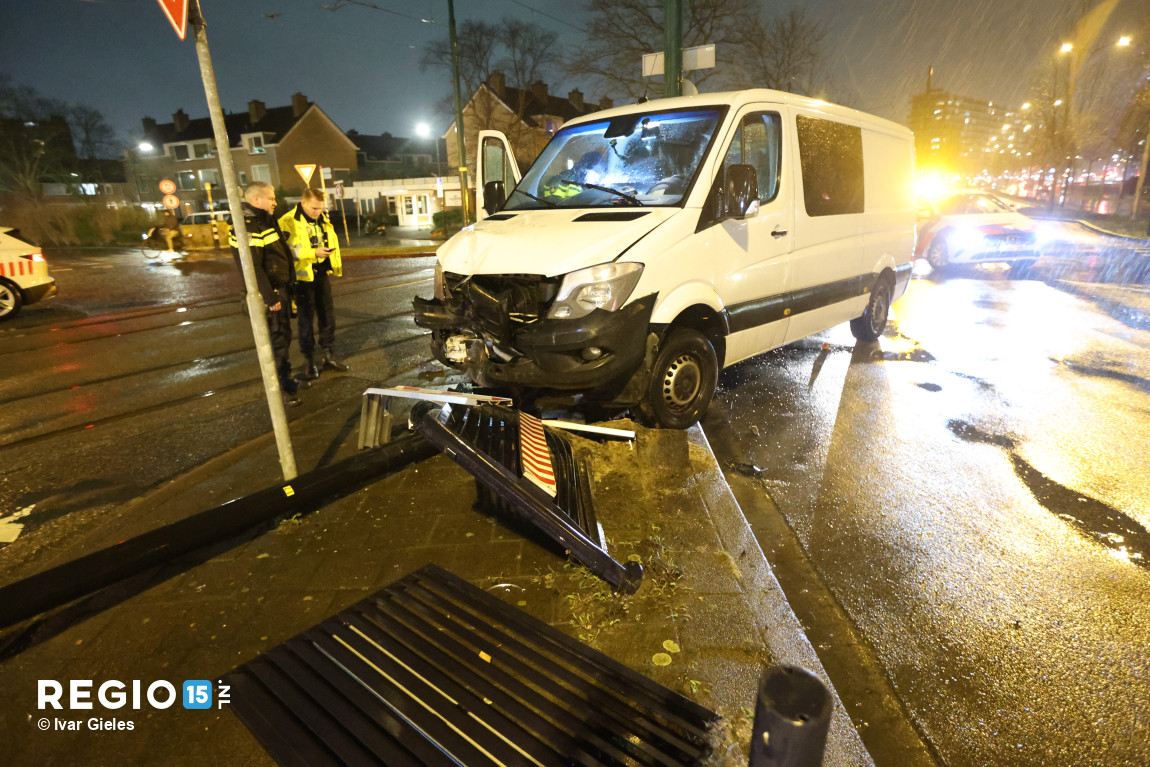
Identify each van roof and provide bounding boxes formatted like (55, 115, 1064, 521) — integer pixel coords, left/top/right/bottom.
(561, 89, 912, 140)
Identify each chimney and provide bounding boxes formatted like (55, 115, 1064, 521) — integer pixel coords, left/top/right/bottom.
(248, 99, 266, 124)
(531, 80, 549, 102)
(568, 89, 584, 111)
(172, 109, 189, 133)
(142, 116, 157, 133)
(291, 92, 310, 117)
(486, 71, 505, 99)
(599, 95, 614, 111)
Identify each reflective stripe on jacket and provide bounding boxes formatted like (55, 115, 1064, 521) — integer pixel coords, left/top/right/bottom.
(230, 203, 294, 306)
(278, 204, 343, 281)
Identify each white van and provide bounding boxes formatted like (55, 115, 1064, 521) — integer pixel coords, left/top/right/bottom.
(415, 90, 915, 427)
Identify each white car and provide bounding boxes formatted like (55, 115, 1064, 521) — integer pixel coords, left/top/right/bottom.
(0, 227, 57, 320)
(916, 191, 1041, 274)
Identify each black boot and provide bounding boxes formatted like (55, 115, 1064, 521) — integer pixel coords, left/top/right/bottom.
(301, 359, 321, 380)
(322, 350, 350, 372)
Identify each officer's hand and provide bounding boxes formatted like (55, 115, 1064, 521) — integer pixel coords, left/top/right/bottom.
(269, 301, 282, 312)
(317, 247, 332, 259)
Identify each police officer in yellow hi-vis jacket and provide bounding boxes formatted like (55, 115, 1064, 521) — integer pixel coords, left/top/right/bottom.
(279, 189, 350, 380)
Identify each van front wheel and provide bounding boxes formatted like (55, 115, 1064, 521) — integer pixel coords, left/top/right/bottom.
(850, 277, 892, 342)
(642, 328, 718, 429)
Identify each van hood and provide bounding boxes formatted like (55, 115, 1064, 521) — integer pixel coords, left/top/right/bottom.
(436, 208, 679, 277)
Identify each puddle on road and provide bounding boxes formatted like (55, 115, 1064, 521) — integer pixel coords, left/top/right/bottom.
(1011, 454, 1150, 569)
(948, 418, 1148, 568)
(946, 418, 1017, 449)
(1051, 357, 1150, 395)
(916, 382, 942, 392)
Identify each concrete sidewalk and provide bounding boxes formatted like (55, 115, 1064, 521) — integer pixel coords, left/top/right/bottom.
(0, 385, 872, 766)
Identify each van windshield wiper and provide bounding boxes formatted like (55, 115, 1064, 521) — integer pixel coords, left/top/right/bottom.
(509, 187, 558, 207)
(561, 179, 644, 206)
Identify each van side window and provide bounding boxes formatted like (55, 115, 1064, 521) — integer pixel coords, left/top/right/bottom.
(796, 115, 863, 217)
(722, 112, 782, 205)
(700, 111, 782, 230)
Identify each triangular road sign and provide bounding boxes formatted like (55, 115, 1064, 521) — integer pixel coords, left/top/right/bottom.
(295, 164, 317, 186)
(156, 0, 189, 41)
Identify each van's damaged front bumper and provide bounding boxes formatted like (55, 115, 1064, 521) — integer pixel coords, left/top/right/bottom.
(414, 293, 656, 389)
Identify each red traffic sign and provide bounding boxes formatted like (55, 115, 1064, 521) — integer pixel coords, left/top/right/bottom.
(162, 194, 181, 210)
(159, 179, 177, 195)
(156, 0, 189, 41)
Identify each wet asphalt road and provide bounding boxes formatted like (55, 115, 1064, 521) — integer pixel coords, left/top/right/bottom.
(0, 247, 442, 577)
(705, 238, 1150, 766)
(3, 226, 1149, 765)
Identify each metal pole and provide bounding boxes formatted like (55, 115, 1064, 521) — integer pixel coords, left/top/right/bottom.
(204, 181, 219, 248)
(748, 665, 832, 767)
(663, 0, 682, 98)
(448, 0, 471, 226)
(190, 0, 297, 480)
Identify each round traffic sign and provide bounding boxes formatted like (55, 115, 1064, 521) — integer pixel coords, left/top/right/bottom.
(162, 194, 181, 210)
(159, 179, 177, 195)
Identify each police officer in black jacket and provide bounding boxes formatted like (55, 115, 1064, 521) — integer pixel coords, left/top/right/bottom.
(230, 182, 305, 407)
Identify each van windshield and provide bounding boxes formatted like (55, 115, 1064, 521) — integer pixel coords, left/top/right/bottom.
(504, 107, 723, 210)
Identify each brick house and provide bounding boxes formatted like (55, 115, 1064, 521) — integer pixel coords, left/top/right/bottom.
(125, 93, 358, 215)
(444, 72, 613, 176)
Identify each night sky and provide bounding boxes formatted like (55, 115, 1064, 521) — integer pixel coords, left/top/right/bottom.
(3, 0, 1143, 152)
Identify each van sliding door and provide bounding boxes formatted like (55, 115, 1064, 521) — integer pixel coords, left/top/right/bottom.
(784, 113, 867, 343)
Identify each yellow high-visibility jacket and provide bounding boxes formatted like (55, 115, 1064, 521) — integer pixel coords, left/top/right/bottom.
(279, 204, 343, 281)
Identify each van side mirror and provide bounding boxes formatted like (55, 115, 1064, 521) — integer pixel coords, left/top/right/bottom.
(483, 180, 506, 215)
(727, 164, 759, 219)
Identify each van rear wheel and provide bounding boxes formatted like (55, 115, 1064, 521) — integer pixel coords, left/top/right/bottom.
(850, 276, 892, 342)
(642, 328, 718, 429)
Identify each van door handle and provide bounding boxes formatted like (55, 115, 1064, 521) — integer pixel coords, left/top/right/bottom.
(771, 227, 788, 238)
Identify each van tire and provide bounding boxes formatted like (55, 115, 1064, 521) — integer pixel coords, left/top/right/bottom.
(643, 328, 718, 429)
(850, 276, 892, 342)
(0, 282, 22, 320)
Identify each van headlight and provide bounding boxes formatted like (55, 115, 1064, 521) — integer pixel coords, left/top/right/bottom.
(548, 262, 643, 320)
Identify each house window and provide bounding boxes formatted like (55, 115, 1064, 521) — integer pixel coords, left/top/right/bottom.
(177, 170, 197, 191)
(247, 135, 265, 154)
(404, 196, 413, 215)
(251, 164, 271, 183)
(238, 171, 248, 186)
(172, 144, 190, 161)
(200, 168, 221, 187)
(136, 176, 156, 195)
(195, 142, 212, 159)
(416, 195, 428, 215)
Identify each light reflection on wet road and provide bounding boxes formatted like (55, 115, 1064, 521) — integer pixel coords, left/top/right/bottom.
(705, 263, 1150, 766)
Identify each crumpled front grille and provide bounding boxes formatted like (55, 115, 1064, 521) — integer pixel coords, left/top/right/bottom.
(444, 272, 562, 344)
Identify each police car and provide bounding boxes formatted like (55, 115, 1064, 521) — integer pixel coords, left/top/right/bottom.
(0, 226, 57, 320)
(916, 190, 1042, 275)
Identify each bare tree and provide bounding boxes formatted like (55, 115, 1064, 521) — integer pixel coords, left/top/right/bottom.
(499, 19, 558, 95)
(566, 0, 756, 100)
(0, 78, 74, 199)
(68, 105, 120, 161)
(420, 19, 503, 98)
(728, 8, 827, 96)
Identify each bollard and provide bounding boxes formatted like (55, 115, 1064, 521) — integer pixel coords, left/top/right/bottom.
(748, 664, 832, 767)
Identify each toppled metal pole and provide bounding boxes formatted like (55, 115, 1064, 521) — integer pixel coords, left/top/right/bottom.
(0, 433, 437, 631)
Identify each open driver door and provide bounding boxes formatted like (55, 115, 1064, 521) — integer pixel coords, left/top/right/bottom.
(475, 130, 521, 221)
